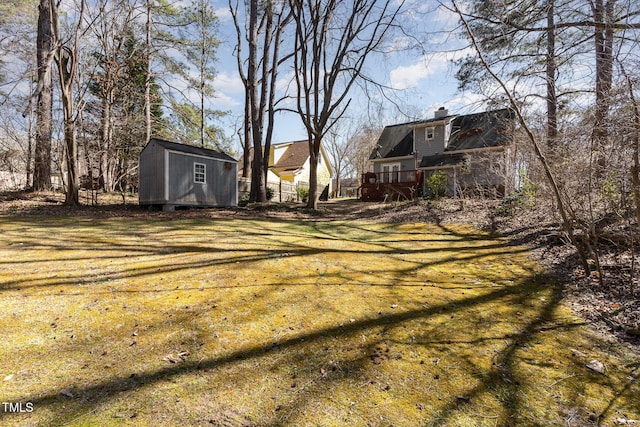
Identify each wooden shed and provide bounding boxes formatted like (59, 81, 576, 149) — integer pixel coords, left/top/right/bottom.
(139, 138, 237, 210)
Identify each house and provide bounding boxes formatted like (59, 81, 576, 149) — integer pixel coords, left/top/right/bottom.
(362, 107, 515, 200)
(238, 140, 333, 202)
(139, 138, 238, 210)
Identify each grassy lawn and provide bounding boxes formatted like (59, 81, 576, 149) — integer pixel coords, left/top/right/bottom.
(0, 214, 638, 426)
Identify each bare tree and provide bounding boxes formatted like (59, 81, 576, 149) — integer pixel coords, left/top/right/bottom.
(230, 0, 292, 202)
(289, 0, 404, 209)
(32, 0, 53, 190)
(324, 120, 352, 198)
(88, 0, 134, 192)
(51, 0, 87, 206)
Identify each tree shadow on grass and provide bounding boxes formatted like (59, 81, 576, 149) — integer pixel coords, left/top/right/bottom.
(0, 217, 531, 293)
(0, 275, 579, 426)
(1, 217, 638, 426)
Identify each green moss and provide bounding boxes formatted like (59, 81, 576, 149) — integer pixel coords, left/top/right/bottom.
(0, 217, 637, 426)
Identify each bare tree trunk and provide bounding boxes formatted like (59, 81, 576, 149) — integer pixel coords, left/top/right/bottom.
(620, 64, 640, 228)
(546, 0, 557, 149)
(145, 0, 152, 144)
(58, 46, 79, 206)
(592, 0, 615, 169)
(33, 0, 53, 191)
(229, 0, 251, 179)
(100, 98, 115, 191)
(242, 91, 251, 178)
(26, 101, 34, 189)
(289, 0, 402, 209)
(247, 0, 267, 202)
(51, 0, 85, 206)
(308, 142, 319, 209)
(261, 10, 274, 186)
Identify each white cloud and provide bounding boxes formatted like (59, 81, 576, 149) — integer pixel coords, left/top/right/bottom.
(388, 53, 449, 90)
(213, 5, 232, 22)
(212, 71, 244, 94)
(387, 44, 476, 91)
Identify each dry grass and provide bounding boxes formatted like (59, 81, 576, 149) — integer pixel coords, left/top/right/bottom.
(0, 213, 638, 426)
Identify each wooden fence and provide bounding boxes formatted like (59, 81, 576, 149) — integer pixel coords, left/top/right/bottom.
(238, 178, 326, 202)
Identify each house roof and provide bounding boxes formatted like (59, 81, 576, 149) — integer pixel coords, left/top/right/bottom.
(272, 140, 310, 170)
(368, 122, 416, 160)
(150, 138, 236, 162)
(370, 108, 514, 166)
(419, 153, 465, 168)
(238, 139, 333, 177)
(447, 108, 514, 151)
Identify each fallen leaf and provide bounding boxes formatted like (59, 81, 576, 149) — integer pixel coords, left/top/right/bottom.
(571, 349, 587, 358)
(586, 360, 605, 374)
(616, 418, 639, 425)
(163, 354, 182, 364)
(3, 374, 14, 381)
(60, 389, 74, 398)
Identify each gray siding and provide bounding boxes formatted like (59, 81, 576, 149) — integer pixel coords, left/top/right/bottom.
(167, 152, 237, 207)
(373, 157, 415, 174)
(139, 140, 238, 208)
(139, 140, 166, 204)
(414, 124, 448, 158)
(424, 152, 507, 197)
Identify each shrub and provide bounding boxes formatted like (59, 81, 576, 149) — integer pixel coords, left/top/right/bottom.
(266, 186, 275, 201)
(425, 170, 448, 199)
(296, 186, 309, 202)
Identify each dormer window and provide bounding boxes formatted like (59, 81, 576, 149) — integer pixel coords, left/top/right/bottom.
(425, 127, 434, 140)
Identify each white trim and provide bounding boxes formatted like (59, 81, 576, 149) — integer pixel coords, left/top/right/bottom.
(381, 162, 401, 183)
(194, 162, 206, 184)
(370, 155, 413, 162)
(444, 146, 506, 155)
(164, 150, 169, 201)
(420, 165, 459, 171)
(409, 118, 453, 129)
(425, 126, 435, 140)
(166, 149, 232, 163)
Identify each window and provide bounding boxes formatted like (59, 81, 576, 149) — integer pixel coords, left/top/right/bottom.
(194, 163, 206, 183)
(425, 127, 434, 140)
(382, 163, 400, 183)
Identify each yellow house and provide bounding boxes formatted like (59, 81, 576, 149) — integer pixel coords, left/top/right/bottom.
(237, 139, 333, 201)
(269, 140, 333, 192)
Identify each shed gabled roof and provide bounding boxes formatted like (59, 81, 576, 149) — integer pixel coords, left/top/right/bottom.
(149, 138, 236, 162)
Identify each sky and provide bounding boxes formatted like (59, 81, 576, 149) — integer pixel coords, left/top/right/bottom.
(206, 1, 485, 150)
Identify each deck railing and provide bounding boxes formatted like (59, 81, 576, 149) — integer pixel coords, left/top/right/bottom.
(362, 169, 420, 185)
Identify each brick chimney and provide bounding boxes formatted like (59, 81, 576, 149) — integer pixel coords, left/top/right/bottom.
(434, 106, 448, 119)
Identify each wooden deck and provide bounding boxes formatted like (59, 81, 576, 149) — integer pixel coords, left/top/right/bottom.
(360, 170, 423, 201)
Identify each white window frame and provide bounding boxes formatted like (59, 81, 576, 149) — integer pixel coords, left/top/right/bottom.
(194, 162, 206, 184)
(425, 126, 435, 140)
(382, 163, 400, 183)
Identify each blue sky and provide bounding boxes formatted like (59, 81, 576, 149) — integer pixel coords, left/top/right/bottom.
(206, 1, 486, 149)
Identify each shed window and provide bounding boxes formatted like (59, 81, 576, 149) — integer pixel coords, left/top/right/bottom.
(425, 127, 434, 140)
(194, 163, 206, 183)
